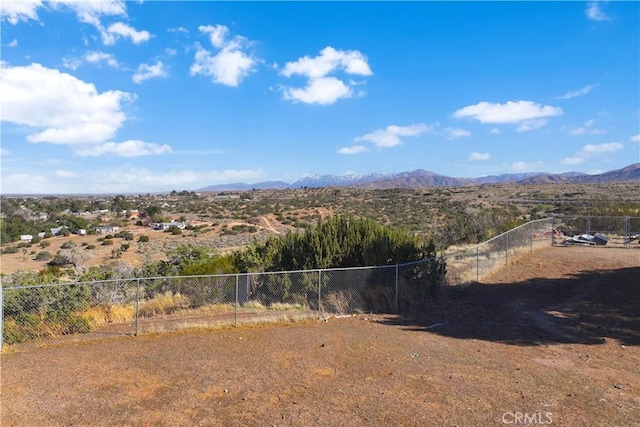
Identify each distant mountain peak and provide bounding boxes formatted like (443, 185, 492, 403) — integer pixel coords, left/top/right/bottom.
(196, 163, 640, 192)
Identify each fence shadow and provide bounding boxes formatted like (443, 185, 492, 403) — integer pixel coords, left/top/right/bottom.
(382, 266, 640, 346)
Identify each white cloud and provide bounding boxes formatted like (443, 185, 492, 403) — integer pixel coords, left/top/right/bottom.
(1, 173, 49, 194)
(4, 1, 151, 47)
(569, 119, 606, 135)
(165, 48, 177, 56)
(3, 166, 264, 194)
(102, 22, 151, 45)
(133, 61, 168, 84)
(469, 152, 490, 161)
(454, 100, 563, 124)
(190, 26, 257, 87)
(1, 148, 10, 156)
(444, 127, 471, 140)
(516, 119, 548, 133)
(281, 46, 372, 79)
(354, 124, 431, 148)
(337, 145, 368, 155)
(586, 1, 609, 21)
(557, 84, 598, 100)
(5, 38, 18, 47)
(59, 0, 127, 26)
(281, 77, 352, 105)
(631, 134, 640, 143)
(490, 128, 501, 134)
(87, 167, 265, 193)
(55, 170, 79, 178)
(1, 0, 128, 28)
(74, 140, 172, 157)
(85, 51, 119, 68)
(562, 142, 623, 165)
(508, 161, 544, 172)
(561, 157, 584, 165)
(582, 142, 623, 154)
(168, 26, 189, 34)
(198, 24, 229, 49)
(453, 100, 563, 132)
(279, 46, 372, 105)
(0, 63, 132, 145)
(0, 0, 42, 25)
(63, 57, 83, 70)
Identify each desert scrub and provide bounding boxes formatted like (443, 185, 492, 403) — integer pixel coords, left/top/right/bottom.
(34, 251, 52, 261)
(138, 292, 190, 317)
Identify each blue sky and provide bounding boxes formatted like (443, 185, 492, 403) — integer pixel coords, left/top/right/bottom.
(1, 1, 639, 194)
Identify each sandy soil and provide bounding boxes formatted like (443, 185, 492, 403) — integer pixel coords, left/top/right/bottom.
(1, 246, 639, 426)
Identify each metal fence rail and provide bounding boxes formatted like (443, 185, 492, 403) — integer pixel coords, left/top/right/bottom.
(444, 217, 555, 285)
(3, 216, 635, 350)
(1, 259, 441, 350)
(553, 215, 640, 248)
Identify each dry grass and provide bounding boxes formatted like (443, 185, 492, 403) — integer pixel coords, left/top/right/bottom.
(138, 292, 190, 317)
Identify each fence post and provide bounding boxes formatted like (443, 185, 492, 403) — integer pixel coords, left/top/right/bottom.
(0, 281, 4, 352)
(530, 221, 533, 252)
(551, 215, 556, 246)
(318, 270, 322, 319)
(476, 246, 480, 283)
(505, 232, 509, 266)
(624, 216, 629, 248)
(395, 263, 399, 313)
(235, 274, 239, 327)
(135, 278, 140, 337)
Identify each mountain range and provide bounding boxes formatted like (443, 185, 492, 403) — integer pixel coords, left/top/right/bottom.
(198, 163, 640, 192)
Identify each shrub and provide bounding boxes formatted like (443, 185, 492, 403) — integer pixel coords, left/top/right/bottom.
(138, 292, 190, 317)
(39, 240, 51, 248)
(61, 241, 76, 249)
(2, 246, 19, 254)
(101, 239, 114, 246)
(165, 225, 182, 235)
(48, 253, 72, 267)
(138, 235, 150, 243)
(115, 231, 134, 240)
(86, 245, 96, 250)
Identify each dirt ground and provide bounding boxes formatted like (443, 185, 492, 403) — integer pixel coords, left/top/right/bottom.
(1, 246, 639, 426)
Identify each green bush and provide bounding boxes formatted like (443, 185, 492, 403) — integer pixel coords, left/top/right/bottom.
(48, 253, 72, 267)
(101, 239, 114, 246)
(39, 240, 51, 248)
(86, 244, 96, 250)
(35, 251, 52, 261)
(2, 246, 19, 254)
(165, 225, 182, 235)
(61, 241, 76, 249)
(138, 235, 150, 243)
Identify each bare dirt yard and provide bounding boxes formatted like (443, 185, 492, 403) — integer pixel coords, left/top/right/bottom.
(2, 246, 639, 426)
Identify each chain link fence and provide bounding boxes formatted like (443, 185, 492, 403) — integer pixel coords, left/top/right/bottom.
(1, 258, 443, 350)
(553, 216, 640, 248)
(444, 218, 555, 285)
(444, 215, 639, 286)
(5, 216, 634, 350)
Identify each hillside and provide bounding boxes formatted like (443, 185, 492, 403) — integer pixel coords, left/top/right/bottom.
(197, 163, 640, 191)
